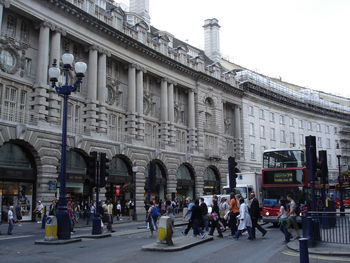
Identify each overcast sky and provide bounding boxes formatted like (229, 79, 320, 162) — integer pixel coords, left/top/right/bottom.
(118, 0, 350, 98)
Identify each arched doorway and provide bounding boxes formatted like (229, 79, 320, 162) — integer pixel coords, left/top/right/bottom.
(203, 166, 220, 195)
(61, 149, 89, 204)
(145, 160, 167, 204)
(176, 164, 195, 202)
(0, 142, 37, 221)
(105, 155, 133, 213)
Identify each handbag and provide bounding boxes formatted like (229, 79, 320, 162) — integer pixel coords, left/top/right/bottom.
(210, 213, 219, 221)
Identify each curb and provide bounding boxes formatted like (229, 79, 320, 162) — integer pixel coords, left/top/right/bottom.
(35, 238, 82, 245)
(141, 236, 214, 252)
(75, 233, 111, 239)
(287, 241, 350, 256)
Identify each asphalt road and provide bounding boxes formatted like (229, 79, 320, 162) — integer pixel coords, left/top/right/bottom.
(0, 223, 349, 263)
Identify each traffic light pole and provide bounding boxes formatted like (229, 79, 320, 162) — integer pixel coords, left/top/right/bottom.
(92, 158, 102, 235)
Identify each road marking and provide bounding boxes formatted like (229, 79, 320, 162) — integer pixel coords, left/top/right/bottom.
(0, 235, 33, 241)
(282, 250, 350, 262)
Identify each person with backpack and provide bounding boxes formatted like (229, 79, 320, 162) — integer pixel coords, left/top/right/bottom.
(147, 201, 158, 236)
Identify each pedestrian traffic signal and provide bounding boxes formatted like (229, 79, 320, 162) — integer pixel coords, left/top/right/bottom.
(88, 151, 97, 185)
(317, 150, 328, 185)
(100, 152, 110, 187)
(228, 156, 240, 190)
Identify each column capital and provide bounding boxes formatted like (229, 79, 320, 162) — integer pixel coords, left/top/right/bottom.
(53, 26, 67, 36)
(129, 63, 138, 69)
(36, 20, 55, 30)
(0, 0, 11, 8)
(168, 79, 177, 86)
(135, 64, 147, 73)
(87, 45, 100, 52)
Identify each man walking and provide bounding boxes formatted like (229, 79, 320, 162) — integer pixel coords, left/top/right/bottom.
(249, 193, 267, 239)
(107, 200, 115, 232)
(228, 193, 239, 236)
(7, 206, 14, 235)
(182, 197, 194, 236)
(199, 197, 209, 232)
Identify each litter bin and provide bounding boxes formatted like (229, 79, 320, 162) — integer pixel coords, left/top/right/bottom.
(45, 216, 58, 241)
(157, 216, 173, 245)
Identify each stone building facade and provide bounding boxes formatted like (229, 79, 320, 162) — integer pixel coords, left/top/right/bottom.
(0, 0, 349, 220)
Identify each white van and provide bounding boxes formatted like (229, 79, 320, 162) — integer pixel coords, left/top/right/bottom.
(200, 194, 230, 214)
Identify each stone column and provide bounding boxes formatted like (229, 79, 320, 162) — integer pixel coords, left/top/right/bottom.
(48, 28, 64, 125)
(168, 81, 176, 146)
(136, 66, 145, 140)
(97, 52, 108, 133)
(87, 47, 98, 101)
(188, 89, 196, 151)
(234, 105, 242, 159)
(234, 105, 241, 138)
(85, 46, 99, 133)
(0, 0, 10, 33)
(33, 21, 51, 122)
(160, 78, 169, 146)
(126, 64, 137, 140)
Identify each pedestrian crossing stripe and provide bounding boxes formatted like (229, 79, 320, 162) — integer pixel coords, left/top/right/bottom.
(282, 250, 350, 262)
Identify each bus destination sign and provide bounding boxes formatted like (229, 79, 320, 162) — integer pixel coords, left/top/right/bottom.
(274, 172, 293, 183)
(263, 170, 303, 185)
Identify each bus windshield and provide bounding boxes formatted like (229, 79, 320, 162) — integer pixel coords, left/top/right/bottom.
(263, 150, 304, 168)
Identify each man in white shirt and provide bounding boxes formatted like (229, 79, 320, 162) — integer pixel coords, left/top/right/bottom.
(8, 206, 14, 235)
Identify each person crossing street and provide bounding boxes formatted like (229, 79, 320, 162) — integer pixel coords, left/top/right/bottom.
(249, 193, 266, 239)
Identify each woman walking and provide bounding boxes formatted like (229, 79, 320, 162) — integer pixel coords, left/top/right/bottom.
(235, 198, 253, 240)
(277, 199, 292, 243)
(208, 199, 223, 238)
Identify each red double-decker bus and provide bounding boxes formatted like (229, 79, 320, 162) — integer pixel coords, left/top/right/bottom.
(261, 148, 309, 225)
(335, 182, 350, 208)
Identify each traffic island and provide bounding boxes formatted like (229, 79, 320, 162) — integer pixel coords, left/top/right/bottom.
(75, 233, 112, 239)
(141, 236, 214, 252)
(35, 238, 82, 245)
(287, 240, 350, 256)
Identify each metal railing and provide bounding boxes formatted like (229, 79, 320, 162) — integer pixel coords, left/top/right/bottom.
(305, 211, 350, 244)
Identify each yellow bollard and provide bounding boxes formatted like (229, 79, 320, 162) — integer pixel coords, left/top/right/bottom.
(45, 216, 58, 241)
(157, 216, 173, 245)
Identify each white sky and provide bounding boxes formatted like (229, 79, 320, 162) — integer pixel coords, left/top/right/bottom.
(117, 0, 350, 98)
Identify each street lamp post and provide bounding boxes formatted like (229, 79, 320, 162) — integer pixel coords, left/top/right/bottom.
(49, 54, 87, 239)
(336, 154, 345, 214)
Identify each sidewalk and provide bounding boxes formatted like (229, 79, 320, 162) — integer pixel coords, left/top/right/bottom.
(287, 240, 350, 256)
(0, 215, 188, 237)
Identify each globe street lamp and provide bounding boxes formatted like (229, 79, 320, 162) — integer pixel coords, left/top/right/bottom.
(49, 54, 87, 239)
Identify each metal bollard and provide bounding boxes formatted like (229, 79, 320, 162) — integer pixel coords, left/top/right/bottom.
(45, 216, 58, 241)
(299, 238, 309, 263)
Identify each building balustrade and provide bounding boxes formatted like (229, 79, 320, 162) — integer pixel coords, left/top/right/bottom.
(0, 104, 37, 125)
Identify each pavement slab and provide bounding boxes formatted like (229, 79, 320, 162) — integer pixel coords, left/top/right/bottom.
(141, 235, 214, 252)
(34, 238, 82, 245)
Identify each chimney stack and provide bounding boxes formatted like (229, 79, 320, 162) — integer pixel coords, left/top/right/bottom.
(129, 0, 150, 26)
(203, 18, 221, 62)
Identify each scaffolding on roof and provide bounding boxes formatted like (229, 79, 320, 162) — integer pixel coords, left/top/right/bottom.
(235, 70, 350, 114)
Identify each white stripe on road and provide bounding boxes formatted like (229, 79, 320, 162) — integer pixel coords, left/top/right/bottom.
(282, 250, 350, 262)
(0, 235, 33, 241)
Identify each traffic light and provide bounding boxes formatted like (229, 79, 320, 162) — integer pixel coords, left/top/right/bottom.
(147, 160, 156, 193)
(318, 150, 328, 185)
(228, 156, 240, 190)
(88, 151, 97, 185)
(100, 152, 110, 187)
(305, 136, 317, 182)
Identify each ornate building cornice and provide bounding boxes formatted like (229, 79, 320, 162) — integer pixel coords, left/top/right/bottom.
(43, 0, 243, 97)
(242, 82, 350, 121)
